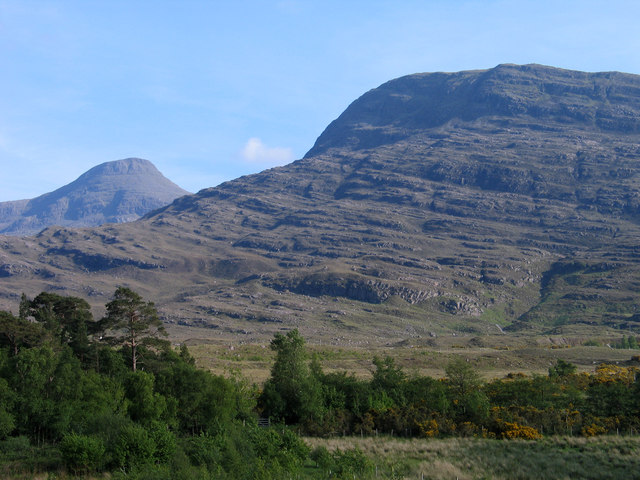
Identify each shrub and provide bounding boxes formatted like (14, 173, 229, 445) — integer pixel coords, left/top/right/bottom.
(111, 423, 156, 471)
(60, 432, 105, 474)
(277, 427, 310, 470)
(332, 448, 373, 479)
(581, 423, 608, 437)
(0, 435, 31, 462)
(417, 418, 439, 437)
(310, 445, 333, 471)
(149, 421, 177, 463)
(184, 432, 222, 471)
(499, 421, 542, 440)
(0, 407, 15, 439)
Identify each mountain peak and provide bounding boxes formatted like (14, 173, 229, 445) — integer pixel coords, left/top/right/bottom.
(0, 158, 189, 236)
(306, 64, 640, 157)
(81, 158, 159, 176)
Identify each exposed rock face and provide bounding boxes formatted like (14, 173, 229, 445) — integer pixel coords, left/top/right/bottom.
(307, 64, 640, 157)
(2, 64, 640, 342)
(0, 158, 189, 236)
(263, 272, 437, 304)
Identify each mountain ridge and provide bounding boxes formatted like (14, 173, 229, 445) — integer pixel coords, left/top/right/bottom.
(2, 64, 640, 344)
(307, 63, 640, 157)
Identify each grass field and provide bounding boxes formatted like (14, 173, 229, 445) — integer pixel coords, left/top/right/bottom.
(303, 435, 640, 479)
(183, 334, 640, 384)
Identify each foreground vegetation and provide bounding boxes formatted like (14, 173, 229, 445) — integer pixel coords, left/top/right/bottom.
(305, 435, 640, 479)
(0, 290, 309, 478)
(1, 290, 640, 478)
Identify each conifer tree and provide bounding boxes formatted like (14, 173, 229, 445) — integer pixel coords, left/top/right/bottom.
(102, 287, 166, 371)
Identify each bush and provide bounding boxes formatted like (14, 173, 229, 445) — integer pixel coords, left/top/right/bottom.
(60, 432, 105, 474)
(184, 432, 223, 472)
(111, 423, 156, 471)
(309, 446, 374, 479)
(149, 421, 177, 463)
(332, 448, 373, 479)
(499, 421, 542, 440)
(0, 435, 31, 462)
(310, 445, 333, 471)
(274, 427, 309, 472)
(0, 407, 15, 439)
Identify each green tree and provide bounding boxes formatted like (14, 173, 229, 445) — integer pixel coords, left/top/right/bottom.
(155, 353, 240, 434)
(0, 310, 44, 355)
(26, 292, 94, 361)
(0, 377, 16, 439)
(10, 346, 58, 443)
(111, 422, 157, 471)
(371, 356, 407, 406)
(445, 356, 489, 422)
(586, 380, 634, 417)
(260, 329, 323, 424)
(320, 370, 371, 418)
(404, 375, 450, 414)
(75, 369, 127, 427)
(102, 287, 167, 371)
(445, 356, 482, 398)
(124, 371, 170, 426)
(548, 359, 577, 378)
(9, 345, 85, 443)
(332, 448, 373, 479)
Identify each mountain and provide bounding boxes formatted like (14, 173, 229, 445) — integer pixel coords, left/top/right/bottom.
(2, 64, 640, 344)
(0, 158, 190, 236)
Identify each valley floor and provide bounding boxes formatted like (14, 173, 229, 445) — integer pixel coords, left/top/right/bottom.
(184, 336, 640, 384)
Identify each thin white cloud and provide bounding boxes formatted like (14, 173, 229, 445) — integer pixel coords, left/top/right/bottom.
(240, 137, 294, 166)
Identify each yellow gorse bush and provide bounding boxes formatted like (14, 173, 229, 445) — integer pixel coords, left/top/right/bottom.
(500, 422, 542, 440)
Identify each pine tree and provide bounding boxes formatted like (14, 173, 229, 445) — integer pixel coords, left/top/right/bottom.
(102, 287, 166, 371)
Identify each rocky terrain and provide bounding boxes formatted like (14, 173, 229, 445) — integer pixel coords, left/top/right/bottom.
(2, 64, 640, 344)
(0, 158, 189, 236)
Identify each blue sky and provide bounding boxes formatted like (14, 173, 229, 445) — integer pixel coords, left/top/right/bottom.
(1, 0, 640, 201)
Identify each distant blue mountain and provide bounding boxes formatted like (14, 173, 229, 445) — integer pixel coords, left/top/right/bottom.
(0, 158, 189, 236)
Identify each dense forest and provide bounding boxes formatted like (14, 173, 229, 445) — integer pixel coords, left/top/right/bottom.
(1, 290, 640, 478)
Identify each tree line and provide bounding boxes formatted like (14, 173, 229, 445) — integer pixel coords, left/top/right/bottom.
(259, 330, 640, 440)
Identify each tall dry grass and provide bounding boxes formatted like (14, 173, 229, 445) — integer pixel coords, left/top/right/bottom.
(304, 435, 640, 479)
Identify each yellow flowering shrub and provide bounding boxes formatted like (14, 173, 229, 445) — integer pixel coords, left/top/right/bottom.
(500, 422, 542, 440)
(581, 423, 607, 437)
(593, 364, 637, 385)
(417, 419, 439, 437)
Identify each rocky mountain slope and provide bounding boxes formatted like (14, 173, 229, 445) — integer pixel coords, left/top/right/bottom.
(2, 64, 640, 343)
(0, 158, 189, 236)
